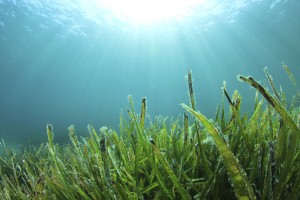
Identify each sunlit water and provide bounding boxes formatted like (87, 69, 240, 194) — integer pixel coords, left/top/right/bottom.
(0, 0, 299, 147)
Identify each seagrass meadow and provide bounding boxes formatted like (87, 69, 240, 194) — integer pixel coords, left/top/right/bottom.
(0, 66, 300, 200)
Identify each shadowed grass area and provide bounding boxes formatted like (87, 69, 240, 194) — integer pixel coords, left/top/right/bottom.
(0, 64, 300, 200)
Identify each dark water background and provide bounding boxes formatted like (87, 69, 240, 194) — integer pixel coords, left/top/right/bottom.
(0, 0, 299, 147)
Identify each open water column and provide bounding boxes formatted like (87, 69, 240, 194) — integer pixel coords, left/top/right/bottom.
(0, 0, 299, 147)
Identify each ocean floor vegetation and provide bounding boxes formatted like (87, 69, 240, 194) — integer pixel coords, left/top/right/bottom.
(1, 64, 300, 200)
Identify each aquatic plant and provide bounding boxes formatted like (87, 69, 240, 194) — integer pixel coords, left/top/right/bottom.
(0, 64, 300, 199)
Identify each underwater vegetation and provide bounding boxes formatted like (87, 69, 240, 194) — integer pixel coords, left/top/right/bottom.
(0, 64, 300, 200)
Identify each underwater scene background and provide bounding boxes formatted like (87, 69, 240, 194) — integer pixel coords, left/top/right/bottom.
(0, 0, 300, 147)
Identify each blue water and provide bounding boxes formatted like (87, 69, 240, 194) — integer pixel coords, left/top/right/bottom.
(0, 0, 299, 146)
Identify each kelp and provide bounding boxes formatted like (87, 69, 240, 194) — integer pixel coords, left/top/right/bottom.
(0, 65, 300, 200)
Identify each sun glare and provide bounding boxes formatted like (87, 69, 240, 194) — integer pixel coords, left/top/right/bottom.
(99, 0, 207, 24)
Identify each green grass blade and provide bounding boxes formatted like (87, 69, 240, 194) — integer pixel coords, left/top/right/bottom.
(238, 75, 300, 135)
(181, 103, 255, 200)
(238, 75, 300, 200)
(140, 97, 146, 130)
(151, 142, 191, 200)
(282, 62, 296, 86)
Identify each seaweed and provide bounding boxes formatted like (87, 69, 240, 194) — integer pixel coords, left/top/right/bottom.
(0, 66, 300, 200)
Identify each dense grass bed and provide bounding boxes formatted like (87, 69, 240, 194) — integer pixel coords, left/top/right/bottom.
(1, 66, 300, 200)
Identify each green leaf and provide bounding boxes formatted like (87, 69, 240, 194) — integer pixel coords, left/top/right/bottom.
(181, 103, 255, 200)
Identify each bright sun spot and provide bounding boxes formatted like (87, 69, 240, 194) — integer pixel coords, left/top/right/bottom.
(98, 0, 207, 24)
